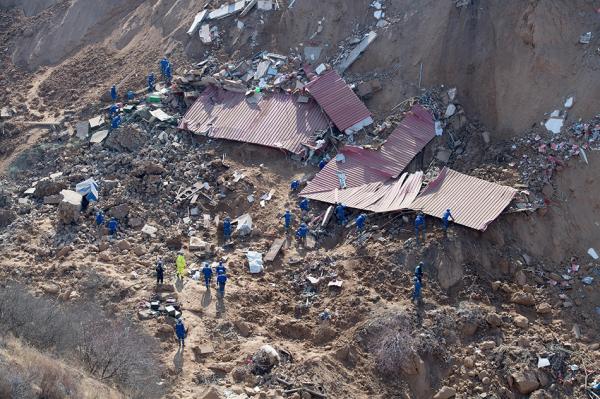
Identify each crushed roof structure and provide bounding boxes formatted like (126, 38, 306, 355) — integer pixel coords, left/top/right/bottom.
(179, 86, 330, 155)
(410, 167, 518, 231)
(301, 105, 436, 197)
(305, 70, 373, 134)
(302, 171, 423, 212)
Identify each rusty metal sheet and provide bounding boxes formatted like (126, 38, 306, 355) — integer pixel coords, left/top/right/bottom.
(305, 70, 372, 133)
(179, 86, 330, 154)
(301, 105, 435, 196)
(410, 167, 517, 231)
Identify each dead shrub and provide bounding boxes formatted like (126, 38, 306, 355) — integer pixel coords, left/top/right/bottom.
(0, 284, 165, 399)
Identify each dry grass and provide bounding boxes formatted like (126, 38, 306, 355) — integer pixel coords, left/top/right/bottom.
(0, 337, 123, 399)
(0, 284, 165, 398)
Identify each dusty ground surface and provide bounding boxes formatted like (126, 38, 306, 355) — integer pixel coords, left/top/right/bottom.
(0, 1, 599, 398)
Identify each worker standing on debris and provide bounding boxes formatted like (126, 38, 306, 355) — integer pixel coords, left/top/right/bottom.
(296, 222, 309, 244)
(318, 159, 327, 170)
(299, 198, 309, 218)
(356, 213, 367, 232)
(216, 273, 228, 297)
(110, 85, 117, 101)
(283, 209, 292, 232)
(442, 209, 455, 234)
(95, 210, 104, 226)
(412, 276, 422, 303)
(165, 63, 172, 85)
(335, 203, 347, 225)
(107, 217, 118, 238)
(147, 73, 155, 92)
(175, 318, 186, 347)
(160, 57, 170, 77)
(156, 257, 164, 285)
(290, 180, 300, 191)
(414, 212, 425, 245)
(202, 262, 213, 289)
(223, 217, 232, 242)
(176, 251, 186, 280)
(111, 115, 121, 130)
(127, 90, 135, 101)
(415, 262, 424, 284)
(216, 261, 226, 275)
(108, 104, 118, 117)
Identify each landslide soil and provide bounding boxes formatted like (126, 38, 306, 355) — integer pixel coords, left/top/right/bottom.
(0, 1, 599, 399)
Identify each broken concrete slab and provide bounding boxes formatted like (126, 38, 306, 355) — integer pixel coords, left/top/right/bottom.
(199, 23, 212, 44)
(76, 121, 89, 139)
(254, 60, 271, 80)
(89, 129, 109, 144)
(187, 10, 208, 35)
(336, 31, 377, 74)
(149, 109, 173, 122)
(208, 0, 246, 20)
(304, 46, 322, 63)
(189, 236, 208, 251)
(88, 116, 105, 130)
(141, 224, 158, 237)
(58, 190, 83, 224)
(257, 0, 275, 10)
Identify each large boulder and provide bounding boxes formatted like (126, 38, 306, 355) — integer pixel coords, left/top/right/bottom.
(34, 179, 66, 198)
(511, 291, 536, 306)
(57, 190, 82, 224)
(511, 370, 540, 394)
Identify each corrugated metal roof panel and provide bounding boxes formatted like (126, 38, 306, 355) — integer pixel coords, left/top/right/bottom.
(305, 70, 372, 133)
(301, 105, 435, 195)
(179, 86, 330, 154)
(410, 167, 517, 231)
(303, 172, 423, 213)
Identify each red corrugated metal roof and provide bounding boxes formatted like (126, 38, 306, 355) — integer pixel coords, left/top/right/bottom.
(303, 172, 423, 213)
(301, 105, 435, 195)
(179, 86, 330, 154)
(305, 70, 372, 133)
(410, 167, 517, 231)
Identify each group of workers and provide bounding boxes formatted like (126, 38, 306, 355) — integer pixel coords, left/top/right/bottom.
(94, 210, 119, 238)
(283, 190, 370, 245)
(107, 57, 174, 132)
(414, 208, 454, 245)
(156, 252, 229, 297)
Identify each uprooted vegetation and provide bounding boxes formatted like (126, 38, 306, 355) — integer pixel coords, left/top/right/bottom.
(0, 284, 166, 398)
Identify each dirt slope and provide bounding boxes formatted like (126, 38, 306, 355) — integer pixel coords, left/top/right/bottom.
(3, 0, 599, 136)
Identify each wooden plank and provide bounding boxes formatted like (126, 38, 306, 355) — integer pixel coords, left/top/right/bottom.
(264, 238, 285, 262)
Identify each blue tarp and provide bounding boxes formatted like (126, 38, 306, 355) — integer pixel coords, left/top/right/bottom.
(75, 178, 99, 202)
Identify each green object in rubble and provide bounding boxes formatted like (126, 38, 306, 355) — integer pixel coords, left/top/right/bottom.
(147, 94, 161, 103)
